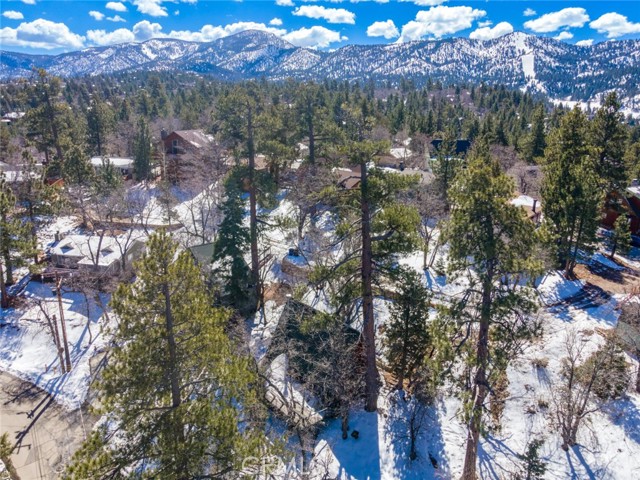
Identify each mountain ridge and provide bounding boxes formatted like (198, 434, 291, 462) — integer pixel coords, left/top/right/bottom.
(2, 30, 639, 111)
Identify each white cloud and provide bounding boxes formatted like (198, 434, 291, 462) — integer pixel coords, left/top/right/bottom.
(350, 0, 390, 3)
(0, 18, 85, 49)
(89, 11, 105, 21)
(576, 39, 594, 46)
(132, 0, 168, 17)
(168, 22, 286, 42)
(553, 31, 573, 41)
(107, 15, 127, 23)
(20, 0, 36, 4)
(469, 21, 513, 40)
(86, 28, 135, 45)
(399, 0, 447, 5)
(590, 13, 640, 38)
(367, 20, 399, 39)
(283, 26, 347, 48)
(398, 6, 486, 41)
(477, 20, 492, 28)
(132, 20, 165, 40)
(276, 0, 294, 6)
(106, 2, 127, 12)
(269, 18, 283, 26)
(524, 8, 589, 33)
(523, 8, 536, 17)
(2, 11, 24, 20)
(293, 6, 355, 24)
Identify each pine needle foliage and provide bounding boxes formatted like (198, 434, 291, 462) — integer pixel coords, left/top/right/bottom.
(65, 231, 271, 479)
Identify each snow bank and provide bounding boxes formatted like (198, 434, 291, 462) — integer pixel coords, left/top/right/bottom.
(0, 281, 112, 410)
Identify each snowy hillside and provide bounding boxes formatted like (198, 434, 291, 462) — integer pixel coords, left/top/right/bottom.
(2, 30, 639, 111)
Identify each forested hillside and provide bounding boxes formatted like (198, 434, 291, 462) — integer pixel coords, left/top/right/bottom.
(1, 70, 639, 479)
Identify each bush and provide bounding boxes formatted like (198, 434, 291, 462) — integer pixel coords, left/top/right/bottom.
(531, 357, 549, 369)
(512, 438, 547, 480)
(578, 343, 630, 400)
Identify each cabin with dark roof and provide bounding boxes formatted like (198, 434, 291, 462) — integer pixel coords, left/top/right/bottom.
(265, 299, 362, 425)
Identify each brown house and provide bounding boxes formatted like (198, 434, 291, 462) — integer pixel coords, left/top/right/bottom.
(602, 184, 640, 236)
(162, 129, 214, 155)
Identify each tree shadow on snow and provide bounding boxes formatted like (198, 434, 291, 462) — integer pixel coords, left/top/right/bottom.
(478, 435, 522, 480)
(328, 410, 382, 480)
(603, 396, 640, 445)
(382, 394, 450, 480)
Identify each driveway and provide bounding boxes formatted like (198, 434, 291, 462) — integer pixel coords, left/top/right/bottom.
(0, 371, 95, 479)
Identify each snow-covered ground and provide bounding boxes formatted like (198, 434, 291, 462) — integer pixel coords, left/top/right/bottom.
(302, 270, 640, 479)
(0, 281, 112, 410)
(249, 196, 640, 479)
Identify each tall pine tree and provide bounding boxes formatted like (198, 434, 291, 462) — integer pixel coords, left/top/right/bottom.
(445, 154, 541, 480)
(65, 232, 271, 479)
(541, 107, 602, 277)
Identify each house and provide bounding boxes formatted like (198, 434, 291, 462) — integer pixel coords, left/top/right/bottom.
(162, 129, 214, 155)
(188, 242, 215, 270)
(601, 183, 640, 237)
(90, 157, 135, 179)
(50, 233, 145, 274)
(335, 165, 362, 190)
(511, 195, 542, 225)
(265, 298, 362, 427)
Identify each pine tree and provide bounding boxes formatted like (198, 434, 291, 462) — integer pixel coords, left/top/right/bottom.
(65, 232, 271, 479)
(16, 149, 60, 256)
(22, 69, 70, 165)
(590, 92, 628, 192)
(541, 107, 602, 277)
(216, 84, 263, 308)
(86, 94, 115, 157)
(133, 117, 152, 181)
(610, 215, 632, 259)
(522, 104, 546, 163)
(383, 268, 432, 390)
(0, 174, 33, 307)
(213, 177, 252, 309)
(63, 144, 94, 186)
(445, 154, 541, 480)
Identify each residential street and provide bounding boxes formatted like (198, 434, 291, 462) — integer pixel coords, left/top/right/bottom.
(0, 371, 93, 479)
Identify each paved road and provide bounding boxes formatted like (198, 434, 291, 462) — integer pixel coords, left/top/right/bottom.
(0, 372, 94, 479)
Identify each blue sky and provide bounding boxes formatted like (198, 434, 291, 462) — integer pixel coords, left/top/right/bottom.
(2, 1, 640, 54)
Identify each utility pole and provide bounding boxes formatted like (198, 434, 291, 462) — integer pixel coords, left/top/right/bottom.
(56, 275, 72, 372)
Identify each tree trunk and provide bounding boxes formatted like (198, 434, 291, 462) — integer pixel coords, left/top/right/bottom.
(247, 104, 261, 309)
(360, 160, 379, 412)
(610, 239, 618, 260)
(50, 314, 66, 373)
(635, 353, 640, 394)
(162, 282, 182, 409)
(396, 314, 409, 390)
(341, 410, 349, 439)
(461, 273, 493, 480)
(56, 278, 72, 372)
(308, 119, 315, 166)
(0, 259, 7, 309)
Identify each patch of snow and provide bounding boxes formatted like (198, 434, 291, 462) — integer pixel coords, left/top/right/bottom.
(0, 280, 113, 410)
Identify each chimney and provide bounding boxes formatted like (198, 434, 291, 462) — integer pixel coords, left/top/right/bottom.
(532, 199, 537, 213)
(161, 128, 168, 140)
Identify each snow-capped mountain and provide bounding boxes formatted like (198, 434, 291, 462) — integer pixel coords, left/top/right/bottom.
(2, 30, 639, 110)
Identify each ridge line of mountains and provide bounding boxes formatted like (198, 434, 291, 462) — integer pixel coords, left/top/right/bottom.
(2, 29, 639, 111)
